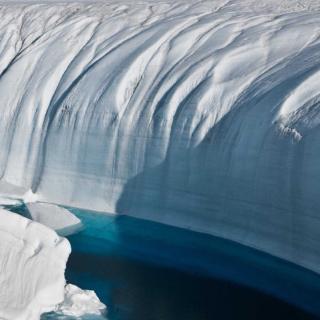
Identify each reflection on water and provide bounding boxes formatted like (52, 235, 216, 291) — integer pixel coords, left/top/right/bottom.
(9, 205, 320, 320)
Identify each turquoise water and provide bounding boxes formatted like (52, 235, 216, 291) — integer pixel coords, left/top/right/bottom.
(8, 205, 320, 320)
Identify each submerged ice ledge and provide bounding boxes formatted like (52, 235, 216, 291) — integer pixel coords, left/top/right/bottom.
(0, 0, 320, 274)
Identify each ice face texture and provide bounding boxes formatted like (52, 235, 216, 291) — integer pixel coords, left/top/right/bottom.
(0, 209, 71, 320)
(0, 1, 320, 272)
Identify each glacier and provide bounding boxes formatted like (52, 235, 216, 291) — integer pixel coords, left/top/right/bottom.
(0, 208, 71, 320)
(0, 0, 320, 274)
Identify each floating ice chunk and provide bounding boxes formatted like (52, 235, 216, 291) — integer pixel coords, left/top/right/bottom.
(26, 202, 83, 237)
(56, 284, 107, 318)
(0, 196, 22, 207)
(0, 209, 71, 320)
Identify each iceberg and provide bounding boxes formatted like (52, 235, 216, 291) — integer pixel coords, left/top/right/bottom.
(0, 0, 319, 273)
(26, 202, 83, 236)
(55, 284, 107, 318)
(0, 209, 71, 320)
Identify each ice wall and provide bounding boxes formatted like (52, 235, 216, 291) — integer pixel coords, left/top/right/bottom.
(0, 209, 71, 320)
(0, 1, 320, 272)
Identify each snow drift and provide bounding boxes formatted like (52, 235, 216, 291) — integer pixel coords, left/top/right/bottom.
(0, 209, 71, 320)
(0, 0, 320, 272)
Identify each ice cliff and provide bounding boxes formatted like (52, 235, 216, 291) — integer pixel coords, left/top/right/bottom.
(0, 0, 320, 272)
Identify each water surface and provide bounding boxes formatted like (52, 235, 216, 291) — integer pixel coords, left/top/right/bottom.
(9, 205, 319, 320)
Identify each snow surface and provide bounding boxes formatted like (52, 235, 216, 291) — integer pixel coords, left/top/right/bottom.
(0, 0, 320, 272)
(0, 208, 71, 320)
(26, 202, 83, 236)
(55, 284, 106, 318)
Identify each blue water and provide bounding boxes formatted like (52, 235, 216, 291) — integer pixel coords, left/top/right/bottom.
(8, 205, 320, 320)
